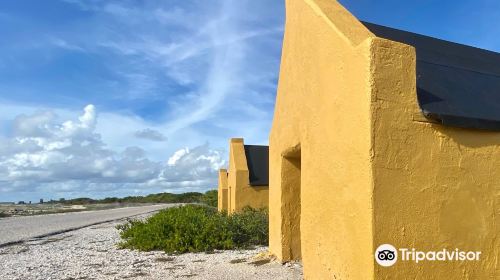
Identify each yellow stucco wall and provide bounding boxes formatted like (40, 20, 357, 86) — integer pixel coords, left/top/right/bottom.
(217, 169, 228, 212)
(270, 0, 375, 277)
(227, 138, 269, 214)
(269, 0, 499, 279)
(370, 36, 500, 279)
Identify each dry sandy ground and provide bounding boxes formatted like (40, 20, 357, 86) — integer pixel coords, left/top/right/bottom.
(0, 218, 303, 280)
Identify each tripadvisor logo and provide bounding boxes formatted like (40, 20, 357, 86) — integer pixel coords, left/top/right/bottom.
(375, 244, 481, 267)
(375, 244, 398, 267)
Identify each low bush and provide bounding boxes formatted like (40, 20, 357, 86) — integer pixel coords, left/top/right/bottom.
(0, 212, 10, 218)
(200, 190, 218, 208)
(117, 205, 268, 253)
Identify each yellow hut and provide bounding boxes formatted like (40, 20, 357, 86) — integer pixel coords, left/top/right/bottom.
(217, 169, 228, 212)
(269, 0, 500, 279)
(218, 138, 269, 214)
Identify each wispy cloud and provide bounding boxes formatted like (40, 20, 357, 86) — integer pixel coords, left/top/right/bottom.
(49, 37, 86, 52)
(59, 0, 103, 11)
(134, 128, 167, 142)
(59, 0, 283, 134)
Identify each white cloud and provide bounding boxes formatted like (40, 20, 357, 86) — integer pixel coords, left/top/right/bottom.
(156, 144, 225, 187)
(0, 105, 225, 198)
(167, 148, 189, 166)
(134, 128, 167, 142)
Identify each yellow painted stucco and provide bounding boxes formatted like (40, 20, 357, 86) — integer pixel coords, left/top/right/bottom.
(217, 169, 228, 212)
(269, 0, 500, 279)
(226, 138, 269, 214)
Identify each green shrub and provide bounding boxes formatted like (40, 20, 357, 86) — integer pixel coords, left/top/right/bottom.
(200, 190, 218, 208)
(0, 212, 10, 218)
(117, 205, 268, 253)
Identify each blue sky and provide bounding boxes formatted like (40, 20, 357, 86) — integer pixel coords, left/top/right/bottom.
(0, 0, 499, 202)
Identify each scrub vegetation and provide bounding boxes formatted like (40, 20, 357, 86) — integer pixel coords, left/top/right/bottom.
(199, 190, 218, 208)
(50, 191, 214, 205)
(0, 212, 11, 218)
(116, 205, 268, 253)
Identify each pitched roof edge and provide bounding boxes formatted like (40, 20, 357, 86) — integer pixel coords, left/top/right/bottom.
(302, 0, 374, 46)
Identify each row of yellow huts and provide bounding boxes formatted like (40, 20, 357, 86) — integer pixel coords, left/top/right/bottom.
(216, 1, 499, 279)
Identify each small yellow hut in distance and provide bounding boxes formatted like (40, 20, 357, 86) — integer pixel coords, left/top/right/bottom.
(217, 169, 228, 212)
(270, 0, 500, 279)
(218, 138, 269, 214)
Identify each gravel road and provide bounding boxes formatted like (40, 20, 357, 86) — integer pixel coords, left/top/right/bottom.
(0, 211, 303, 280)
(0, 204, 174, 246)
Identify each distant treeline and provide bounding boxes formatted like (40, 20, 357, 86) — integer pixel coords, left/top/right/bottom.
(48, 190, 218, 208)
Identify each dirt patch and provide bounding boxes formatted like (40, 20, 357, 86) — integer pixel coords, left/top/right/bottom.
(1, 245, 29, 254)
(132, 259, 146, 265)
(37, 236, 72, 245)
(156, 256, 175, 262)
(84, 262, 104, 268)
(249, 259, 271, 266)
(123, 271, 148, 278)
(230, 258, 246, 264)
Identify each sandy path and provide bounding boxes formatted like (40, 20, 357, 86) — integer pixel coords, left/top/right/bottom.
(0, 204, 174, 246)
